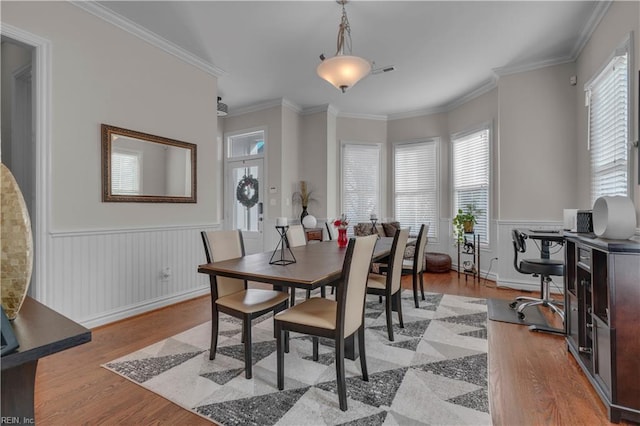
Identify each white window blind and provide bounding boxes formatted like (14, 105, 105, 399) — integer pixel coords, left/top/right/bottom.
(112, 151, 141, 195)
(342, 143, 381, 226)
(452, 128, 490, 244)
(587, 52, 629, 205)
(394, 140, 438, 240)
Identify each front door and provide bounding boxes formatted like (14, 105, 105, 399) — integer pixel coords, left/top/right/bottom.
(227, 158, 264, 254)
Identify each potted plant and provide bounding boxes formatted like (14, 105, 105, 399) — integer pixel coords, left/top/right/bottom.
(452, 204, 482, 243)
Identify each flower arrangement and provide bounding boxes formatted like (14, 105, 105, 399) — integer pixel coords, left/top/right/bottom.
(333, 214, 349, 229)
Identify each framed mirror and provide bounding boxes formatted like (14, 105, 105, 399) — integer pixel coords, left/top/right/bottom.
(101, 124, 197, 203)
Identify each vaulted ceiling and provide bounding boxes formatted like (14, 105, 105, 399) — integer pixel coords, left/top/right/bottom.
(95, 1, 607, 118)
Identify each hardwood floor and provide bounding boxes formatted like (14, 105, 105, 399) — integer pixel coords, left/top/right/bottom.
(32, 272, 630, 425)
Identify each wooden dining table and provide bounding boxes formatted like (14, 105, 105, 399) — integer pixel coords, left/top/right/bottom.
(197, 237, 398, 359)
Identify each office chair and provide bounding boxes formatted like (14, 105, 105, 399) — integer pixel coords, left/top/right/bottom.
(510, 229, 565, 324)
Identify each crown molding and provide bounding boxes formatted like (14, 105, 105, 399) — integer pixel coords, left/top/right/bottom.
(70, 1, 226, 77)
(570, 0, 612, 60)
(301, 104, 337, 116)
(338, 111, 388, 121)
(226, 98, 302, 117)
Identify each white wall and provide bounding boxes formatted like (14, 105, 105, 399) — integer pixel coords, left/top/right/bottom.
(300, 110, 331, 219)
(498, 62, 578, 221)
(2, 1, 220, 325)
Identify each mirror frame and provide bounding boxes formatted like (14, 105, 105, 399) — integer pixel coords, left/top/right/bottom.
(101, 124, 197, 203)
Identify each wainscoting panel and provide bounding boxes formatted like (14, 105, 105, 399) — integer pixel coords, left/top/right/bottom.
(48, 224, 220, 328)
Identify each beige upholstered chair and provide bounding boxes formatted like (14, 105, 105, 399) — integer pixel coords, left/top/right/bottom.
(402, 224, 429, 308)
(366, 228, 409, 341)
(275, 235, 378, 411)
(285, 224, 307, 248)
(201, 230, 289, 379)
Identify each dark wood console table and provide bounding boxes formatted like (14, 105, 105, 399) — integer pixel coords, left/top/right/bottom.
(564, 233, 640, 423)
(1, 297, 91, 423)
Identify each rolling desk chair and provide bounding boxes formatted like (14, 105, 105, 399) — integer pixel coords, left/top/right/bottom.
(510, 229, 565, 334)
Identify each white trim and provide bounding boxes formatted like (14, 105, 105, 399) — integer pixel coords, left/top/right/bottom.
(79, 286, 209, 329)
(337, 111, 388, 121)
(1, 24, 53, 306)
(227, 98, 302, 117)
(69, 1, 225, 78)
(569, 0, 612, 60)
(50, 223, 222, 238)
(493, 56, 574, 77)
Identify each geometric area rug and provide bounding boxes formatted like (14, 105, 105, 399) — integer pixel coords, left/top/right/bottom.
(103, 292, 491, 425)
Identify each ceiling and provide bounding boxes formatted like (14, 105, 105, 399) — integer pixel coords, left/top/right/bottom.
(95, 1, 606, 118)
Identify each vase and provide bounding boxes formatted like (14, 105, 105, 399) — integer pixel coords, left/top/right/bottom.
(337, 228, 348, 248)
(1, 163, 33, 320)
(300, 206, 308, 223)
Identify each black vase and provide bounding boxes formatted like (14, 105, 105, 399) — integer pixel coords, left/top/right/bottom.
(300, 206, 308, 223)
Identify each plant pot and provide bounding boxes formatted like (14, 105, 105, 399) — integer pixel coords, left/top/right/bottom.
(300, 206, 308, 223)
(463, 221, 475, 233)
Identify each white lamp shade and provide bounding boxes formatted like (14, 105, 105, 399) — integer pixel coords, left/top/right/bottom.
(317, 55, 371, 91)
(302, 215, 317, 229)
(592, 196, 637, 240)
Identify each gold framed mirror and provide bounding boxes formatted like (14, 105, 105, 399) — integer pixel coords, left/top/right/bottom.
(101, 124, 197, 203)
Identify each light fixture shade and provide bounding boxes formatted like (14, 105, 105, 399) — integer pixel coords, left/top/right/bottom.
(217, 97, 228, 117)
(317, 55, 371, 92)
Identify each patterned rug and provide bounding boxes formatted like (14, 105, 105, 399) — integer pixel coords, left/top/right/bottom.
(103, 292, 491, 425)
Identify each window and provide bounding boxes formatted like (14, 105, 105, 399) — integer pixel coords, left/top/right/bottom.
(452, 127, 490, 244)
(341, 143, 381, 226)
(586, 47, 630, 205)
(393, 140, 438, 240)
(111, 150, 141, 195)
(227, 130, 265, 158)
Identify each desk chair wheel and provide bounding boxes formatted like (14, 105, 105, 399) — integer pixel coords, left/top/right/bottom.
(509, 301, 518, 309)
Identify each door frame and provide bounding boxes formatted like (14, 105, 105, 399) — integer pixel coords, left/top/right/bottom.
(1, 25, 52, 304)
(223, 127, 267, 253)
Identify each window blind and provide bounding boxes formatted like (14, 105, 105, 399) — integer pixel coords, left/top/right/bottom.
(112, 151, 141, 195)
(394, 140, 438, 240)
(342, 143, 381, 226)
(452, 128, 490, 244)
(587, 52, 628, 205)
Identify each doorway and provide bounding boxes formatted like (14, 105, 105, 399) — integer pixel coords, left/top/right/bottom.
(224, 129, 266, 254)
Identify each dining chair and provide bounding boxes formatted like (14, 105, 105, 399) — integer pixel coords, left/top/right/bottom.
(285, 224, 307, 248)
(274, 234, 378, 411)
(200, 230, 289, 379)
(366, 228, 409, 341)
(402, 224, 429, 308)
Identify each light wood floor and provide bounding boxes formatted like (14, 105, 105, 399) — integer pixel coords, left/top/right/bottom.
(32, 272, 630, 425)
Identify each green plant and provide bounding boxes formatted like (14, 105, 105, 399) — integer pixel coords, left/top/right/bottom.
(452, 204, 482, 243)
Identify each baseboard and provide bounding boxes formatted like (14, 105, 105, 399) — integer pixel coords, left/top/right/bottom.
(79, 286, 209, 329)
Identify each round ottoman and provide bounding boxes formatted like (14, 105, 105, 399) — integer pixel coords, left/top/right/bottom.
(425, 252, 452, 273)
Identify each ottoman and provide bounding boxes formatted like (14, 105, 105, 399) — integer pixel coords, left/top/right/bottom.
(425, 252, 452, 273)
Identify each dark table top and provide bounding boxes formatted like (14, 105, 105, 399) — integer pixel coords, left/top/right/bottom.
(198, 237, 396, 290)
(1, 297, 92, 370)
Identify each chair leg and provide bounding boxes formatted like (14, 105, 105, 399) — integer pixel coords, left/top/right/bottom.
(412, 272, 419, 308)
(284, 330, 290, 354)
(312, 337, 319, 361)
(276, 323, 285, 390)
(320, 286, 326, 298)
(396, 291, 405, 329)
(335, 337, 348, 411)
(243, 314, 252, 379)
(358, 325, 368, 381)
(419, 271, 425, 300)
(290, 289, 296, 307)
(385, 294, 394, 341)
(210, 305, 219, 360)
(306, 289, 311, 299)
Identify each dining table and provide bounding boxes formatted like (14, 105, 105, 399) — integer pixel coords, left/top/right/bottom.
(197, 236, 399, 360)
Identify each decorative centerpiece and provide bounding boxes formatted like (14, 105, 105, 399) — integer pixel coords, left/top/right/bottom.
(333, 214, 349, 248)
(293, 181, 315, 223)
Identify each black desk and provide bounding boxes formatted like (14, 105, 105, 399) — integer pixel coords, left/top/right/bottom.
(1, 297, 91, 423)
(517, 229, 565, 335)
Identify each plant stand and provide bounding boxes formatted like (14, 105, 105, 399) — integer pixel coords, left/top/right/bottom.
(457, 232, 480, 283)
